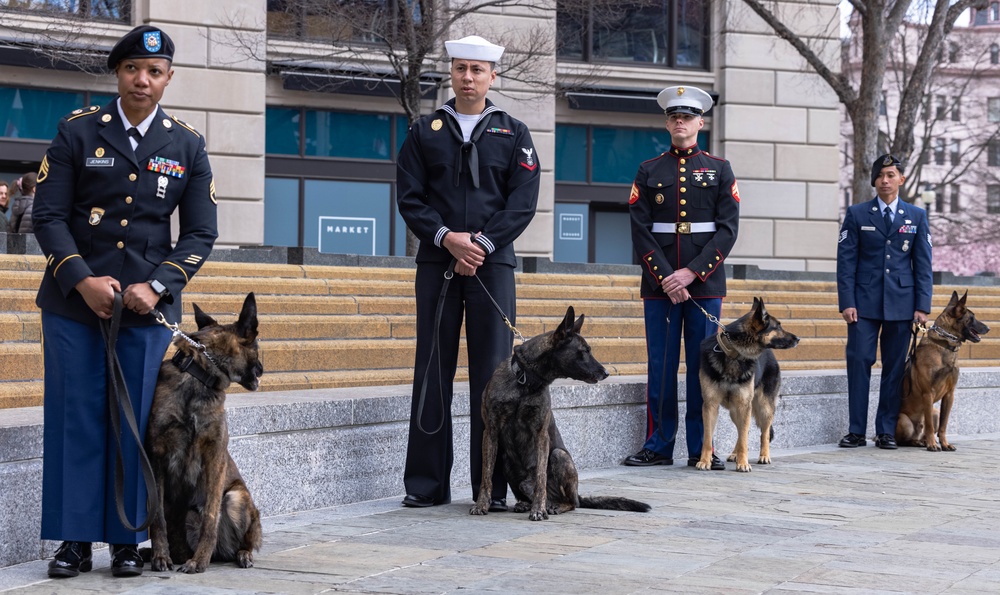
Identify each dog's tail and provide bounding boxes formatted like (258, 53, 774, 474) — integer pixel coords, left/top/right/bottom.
(579, 495, 651, 513)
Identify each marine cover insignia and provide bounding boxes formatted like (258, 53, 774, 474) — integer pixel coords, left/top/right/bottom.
(95, 147, 105, 157)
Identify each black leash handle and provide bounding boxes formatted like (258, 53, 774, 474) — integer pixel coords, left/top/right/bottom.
(415, 260, 456, 435)
(99, 292, 159, 532)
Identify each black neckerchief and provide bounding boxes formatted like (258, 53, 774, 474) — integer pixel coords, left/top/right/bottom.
(511, 351, 547, 392)
(440, 99, 503, 189)
(171, 349, 226, 390)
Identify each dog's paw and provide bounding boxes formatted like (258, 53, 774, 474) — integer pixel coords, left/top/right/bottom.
(546, 505, 561, 516)
(177, 558, 208, 574)
(757, 456, 771, 465)
(694, 459, 712, 471)
(150, 554, 172, 572)
(513, 501, 531, 513)
(735, 461, 752, 472)
(469, 505, 488, 516)
(926, 443, 942, 452)
(528, 509, 548, 521)
(726, 453, 737, 462)
(941, 443, 957, 451)
(236, 551, 254, 568)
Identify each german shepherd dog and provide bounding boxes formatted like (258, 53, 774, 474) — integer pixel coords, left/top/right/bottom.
(896, 290, 990, 451)
(697, 297, 799, 472)
(470, 306, 651, 521)
(145, 292, 264, 573)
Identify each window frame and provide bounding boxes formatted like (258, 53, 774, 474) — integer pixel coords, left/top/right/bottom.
(556, 0, 711, 71)
(0, 0, 131, 22)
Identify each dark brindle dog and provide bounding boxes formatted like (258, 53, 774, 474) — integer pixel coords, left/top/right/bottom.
(470, 306, 651, 521)
(697, 297, 799, 472)
(896, 290, 989, 451)
(145, 292, 264, 573)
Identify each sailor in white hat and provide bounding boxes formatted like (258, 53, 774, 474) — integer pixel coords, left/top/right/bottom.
(397, 33, 539, 511)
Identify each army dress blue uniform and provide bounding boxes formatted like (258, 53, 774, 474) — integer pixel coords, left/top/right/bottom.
(33, 99, 217, 545)
(397, 97, 539, 504)
(837, 197, 932, 439)
(629, 144, 740, 461)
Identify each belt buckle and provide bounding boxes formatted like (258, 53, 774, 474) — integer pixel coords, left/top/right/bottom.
(676, 222, 691, 234)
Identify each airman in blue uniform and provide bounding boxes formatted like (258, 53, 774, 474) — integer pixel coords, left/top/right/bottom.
(836, 154, 932, 450)
(623, 85, 740, 469)
(33, 25, 217, 579)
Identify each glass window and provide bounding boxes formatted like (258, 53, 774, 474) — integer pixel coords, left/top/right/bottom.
(555, 125, 588, 182)
(988, 140, 1000, 167)
(304, 179, 393, 254)
(266, 107, 300, 155)
(0, 0, 130, 21)
(558, 0, 709, 70)
(935, 95, 946, 119)
(992, 2, 1000, 20)
(264, 177, 300, 246)
(989, 97, 1000, 123)
(267, 0, 404, 44)
(951, 97, 960, 121)
(991, 44, 999, 65)
(948, 42, 958, 63)
(0, 86, 84, 140)
(934, 138, 945, 165)
(305, 111, 391, 159)
(553, 203, 589, 263)
(988, 185, 1000, 214)
(950, 139, 960, 166)
(950, 184, 960, 213)
(591, 127, 671, 184)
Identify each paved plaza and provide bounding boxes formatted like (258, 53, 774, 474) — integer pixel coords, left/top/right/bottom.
(2, 434, 999, 594)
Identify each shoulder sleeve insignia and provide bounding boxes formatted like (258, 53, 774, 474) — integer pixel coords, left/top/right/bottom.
(629, 182, 640, 205)
(926, 233, 932, 247)
(731, 181, 740, 202)
(839, 229, 848, 244)
(209, 178, 217, 204)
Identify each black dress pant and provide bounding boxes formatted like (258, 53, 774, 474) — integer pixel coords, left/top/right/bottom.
(403, 261, 513, 502)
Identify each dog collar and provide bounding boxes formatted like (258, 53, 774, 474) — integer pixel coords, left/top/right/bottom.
(171, 350, 226, 390)
(928, 324, 961, 352)
(510, 352, 547, 391)
(715, 332, 740, 358)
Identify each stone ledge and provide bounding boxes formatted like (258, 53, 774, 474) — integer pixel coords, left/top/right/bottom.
(2, 369, 1000, 568)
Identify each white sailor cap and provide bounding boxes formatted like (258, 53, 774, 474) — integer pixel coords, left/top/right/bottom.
(656, 85, 714, 116)
(445, 35, 504, 62)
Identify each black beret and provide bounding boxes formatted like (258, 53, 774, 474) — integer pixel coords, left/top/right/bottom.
(870, 153, 903, 187)
(107, 25, 174, 70)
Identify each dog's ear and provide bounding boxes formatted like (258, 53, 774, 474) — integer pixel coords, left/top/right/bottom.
(193, 303, 216, 329)
(236, 292, 259, 340)
(554, 306, 576, 341)
(751, 297, 769, 327)
(573, 313, 585, 334)
(947, 290, 960, 308)
(958, 290, 968, 307)
(757, 297, 769, 320)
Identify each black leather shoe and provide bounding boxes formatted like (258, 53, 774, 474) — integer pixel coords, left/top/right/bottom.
(839, 433, 867, 448)
(687, 454, 726, 470)
(402, 494, 437, 508)
(110, 544, 143, 577)
(875, 434, 898, 450)
(488, 498, 508, 512)
(47, 541, 93, 578)
(622, 448, 673, 466)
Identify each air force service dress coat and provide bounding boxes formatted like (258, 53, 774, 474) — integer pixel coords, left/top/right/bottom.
(629, 145, 740, 298)
(33, 101, 218, 326)
(837, 199, 932, 321)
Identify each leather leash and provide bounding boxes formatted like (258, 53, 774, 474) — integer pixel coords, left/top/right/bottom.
(99, 292, 158, 532)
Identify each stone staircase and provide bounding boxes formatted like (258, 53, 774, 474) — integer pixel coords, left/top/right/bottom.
(2, 254, 1000, 409)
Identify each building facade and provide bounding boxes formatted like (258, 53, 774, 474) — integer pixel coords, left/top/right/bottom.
(0, 0, 841, 270)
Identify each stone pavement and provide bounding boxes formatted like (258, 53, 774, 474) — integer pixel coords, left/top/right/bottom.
(2, 435, 999, 595)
